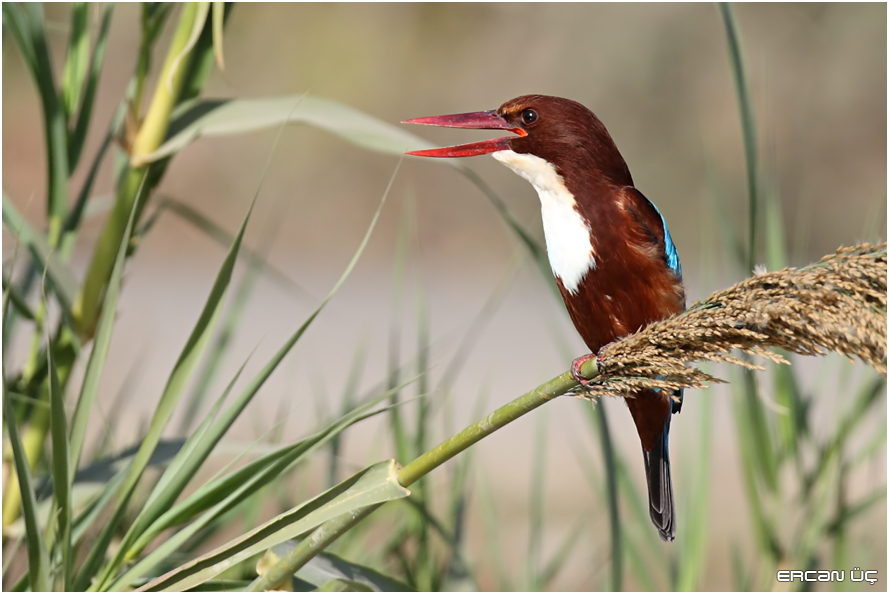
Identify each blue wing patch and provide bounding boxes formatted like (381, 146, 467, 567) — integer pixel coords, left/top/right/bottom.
(661, 215, 682, 278)
(647, 200, 682, 279)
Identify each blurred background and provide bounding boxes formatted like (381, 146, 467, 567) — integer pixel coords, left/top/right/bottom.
(3, 3, 886, 590)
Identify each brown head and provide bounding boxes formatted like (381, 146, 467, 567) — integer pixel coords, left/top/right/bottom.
(404, 94, 633, 187)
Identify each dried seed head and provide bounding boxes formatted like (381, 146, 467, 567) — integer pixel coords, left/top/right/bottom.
(577, 243, 887, 400)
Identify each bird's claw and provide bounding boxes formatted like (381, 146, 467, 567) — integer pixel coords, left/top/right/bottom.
(571, 350, 609, 394)
(571, 353, 598, 391)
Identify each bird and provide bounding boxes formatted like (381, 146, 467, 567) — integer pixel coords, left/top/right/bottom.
(403, 95, 686, 541)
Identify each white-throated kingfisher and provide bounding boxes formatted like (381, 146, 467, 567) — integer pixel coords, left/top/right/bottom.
(403, 95, 685, 541)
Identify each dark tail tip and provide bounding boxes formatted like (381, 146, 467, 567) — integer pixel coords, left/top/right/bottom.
(642, 431, 676, 542)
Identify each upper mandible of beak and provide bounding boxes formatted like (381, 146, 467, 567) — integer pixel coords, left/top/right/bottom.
(402, 110, 525, 158)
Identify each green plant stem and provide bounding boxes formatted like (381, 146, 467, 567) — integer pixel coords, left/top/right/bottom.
(249, 359, 599, 591)
(396, 361, 595, 487)
(73, 3, 200, 339)
(131, 3, 200, 162)
(719, 2, 759, 273)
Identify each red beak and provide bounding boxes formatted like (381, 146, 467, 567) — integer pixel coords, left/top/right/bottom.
(402, 110, 526, 158)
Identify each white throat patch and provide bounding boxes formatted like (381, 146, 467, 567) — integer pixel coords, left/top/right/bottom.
(492, 150, 596, 294)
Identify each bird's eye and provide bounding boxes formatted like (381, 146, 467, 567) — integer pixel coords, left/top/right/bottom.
(521, 109, 538, 125)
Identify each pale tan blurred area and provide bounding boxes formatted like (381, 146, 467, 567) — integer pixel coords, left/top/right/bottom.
(3, 3, 886, 590)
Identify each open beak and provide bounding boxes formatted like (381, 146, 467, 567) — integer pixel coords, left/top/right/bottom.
(402, 110, 526, 158)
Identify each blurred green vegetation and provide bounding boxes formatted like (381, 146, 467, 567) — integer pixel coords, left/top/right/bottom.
(2, 3, 885, 591)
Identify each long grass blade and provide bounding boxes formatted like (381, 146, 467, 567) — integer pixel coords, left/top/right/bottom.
(139, 93, 550, 291)
(175, 92, 315, 431)
(78, 190, 254, 591)
(47, 339, 74, 590)
(3, 383, 50, 591)
(808, 375, 885, 491)
(719, 1, 760, 272)
(22, 2, 70, 244)
(111, 390, 411, 591)
(67, 3, 114, 170)
(109, 161, 405, 579)
(165, 2, 210, 94)
(178, 3, 232, 103)
(114, 359, 249, 564)
(256, 542, 411, 592)
(3, 195, 79, 313)
(141, 460, 410, 592)
(327, 341, 368, 487)
(63, 102, 126, 259)
(140, 95, 430, 164)
(71, 463, 128, 545)
(211, 2, 225, 69)
(61, 3, 90, 123)
(386, 204, 411, 465)
(68, 173, 147, 475)
(2, 274, 36, 321)
(3, 4, 36, 71)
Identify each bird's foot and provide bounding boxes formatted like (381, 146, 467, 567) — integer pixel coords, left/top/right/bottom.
(571, 353, 601, 390)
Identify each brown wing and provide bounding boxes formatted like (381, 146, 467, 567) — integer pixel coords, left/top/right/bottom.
(555, 187, 684, 352)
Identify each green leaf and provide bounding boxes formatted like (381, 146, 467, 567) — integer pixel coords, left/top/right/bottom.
(115, 107, 393, 591)
(123, 153, 395, 570)
(3, 385, 50, 591)
(77, 192, 253, 591)
(68, 173, 140, 474)
(63, 102, 125, 258)
(61, 3, 90, 122)
(1, 274, 36, 321)
(111, 435, 303, 587)
(737, 371, 778, 493)
(826, 486, 887, 534)
(71, 463, 128, 545)
(257, 542, 412, 592)
(316, 578, 375, 592)
(178, 3, 232, 103)
(1, 440, 182, 542)
(808, 374, 885, 491)
(111, 385, 415, 591)
(211, 2, 225, 69)
(386, 207, 412, 465)
(3, 4, 36, 71)
(165, 2, 210, 94)
(719, 1, 760, 272)
(67, 3, 114, 171)
(115, 361, 249, 563)
(47, 341, 74, 590)
(21, 3, 69, 240)
(139, 95, 437, 165)
(138, 94, 552, 289)
(139, 461, 411, 592)
(3, 194, 79, 314)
